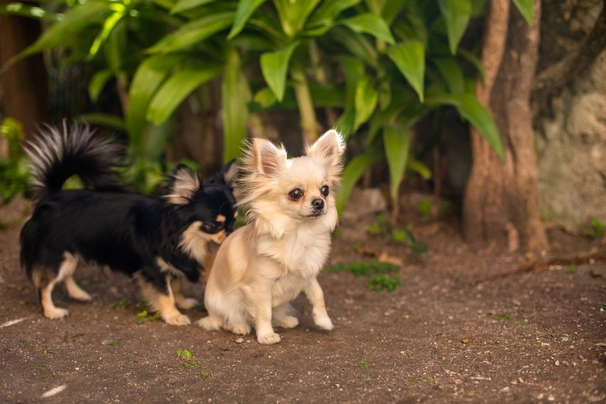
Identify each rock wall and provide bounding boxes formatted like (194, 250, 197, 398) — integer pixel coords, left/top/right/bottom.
(536, 0, 606, 230)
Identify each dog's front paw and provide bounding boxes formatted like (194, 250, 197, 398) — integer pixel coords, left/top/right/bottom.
(176, 297, 199, 310)
(196, 315, 221, 330)
(44, 307, 69, 319)
(257, 332, 281, 345)
(164, 313, 191, 326)
(313, 314, 334, 331)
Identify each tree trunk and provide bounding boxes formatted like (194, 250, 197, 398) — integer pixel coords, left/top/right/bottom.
(0, 4, 50, 138)
(462, 0, 548, 251)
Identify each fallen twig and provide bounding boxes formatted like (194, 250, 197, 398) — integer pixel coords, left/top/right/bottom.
(475, 248, 606, 284)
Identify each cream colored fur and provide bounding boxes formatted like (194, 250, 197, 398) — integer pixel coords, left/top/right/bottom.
(197, 130, 345, 344)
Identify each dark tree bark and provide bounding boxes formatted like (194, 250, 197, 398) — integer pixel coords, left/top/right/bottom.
(0, 3, 50, 139)
(462, 0, 548, 251)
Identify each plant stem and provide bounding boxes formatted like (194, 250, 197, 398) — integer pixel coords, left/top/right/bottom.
(291, 66, 318, 144)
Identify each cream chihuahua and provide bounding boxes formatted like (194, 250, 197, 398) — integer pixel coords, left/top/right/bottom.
(197, 130, 345, 344)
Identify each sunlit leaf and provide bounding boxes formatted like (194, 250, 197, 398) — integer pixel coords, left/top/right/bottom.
(170, 0, 216, 15)
(353, 75, 378, 131)
(273, 0, 321, 38)
(0, 3, 62, 20)
(127, 54, 187, 146)
(147, 63, 223, 124)
(146, 12, 234, 54)
(227, 0, 266, 39)
(339, 13, 395, 44)
(306, 0, 360, 29)
(386, 41, 425, 101)
(222, 47, 250, 162)
(260, 41, 300, 102)
(77, 113, 125, 131)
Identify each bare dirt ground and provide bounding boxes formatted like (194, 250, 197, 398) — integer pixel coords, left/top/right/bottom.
(0, 209, 605, 403)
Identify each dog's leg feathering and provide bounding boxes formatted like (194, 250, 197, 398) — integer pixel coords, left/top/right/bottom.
(171, 277, 199, 310)
(272, 303, 299, 329)
(304, 278, 334, 331)
(242, 284, 281, 344)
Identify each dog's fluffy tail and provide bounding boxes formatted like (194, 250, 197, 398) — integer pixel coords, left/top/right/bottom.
(25, 122, 125, 198)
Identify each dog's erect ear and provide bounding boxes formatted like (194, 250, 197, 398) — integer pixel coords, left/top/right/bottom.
(244, 138, 287, 176)
(209, 159, 238, 188)
(306, 129, 346, 185)
(165, 164, 201, 205)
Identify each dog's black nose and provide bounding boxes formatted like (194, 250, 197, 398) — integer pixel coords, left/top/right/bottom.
(312, 198, 324, 210)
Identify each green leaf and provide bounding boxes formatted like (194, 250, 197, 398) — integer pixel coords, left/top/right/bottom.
(407, 157, 432, 179)
(146, 12, 235, 54)
(253, 87, 277, 108)
(88, 69, 114, 103)
(88, 10, 124, 59)
(306, 0, 360, 29)
(260, 41, 300, 102)
(2, 0, 109, 70)
(147, 63, 223, 125)
(378, 77, 391, 110)
(77, 113, 125, 131)
(273, 0, 321, 38)
(0, 3, 62, 20)
(512, 0, 533, 27)
(457, 48, 486, 86)
(432, 57, 465, 93)
(170, 0, 216, 15)
(383, 123, 410, 205)
(425, 91, 504, 160)
(353, 75, 378, 131)
(336, 152, 383, 214)
(437, 0, 471, 55)
(386, 41, 425, 101)
(331, 26, 378, 68)
(222, 47, 250, 163)
(127, 54, 187, 145)
(339, 13, 395, 44)
(228, 0, 267, 39)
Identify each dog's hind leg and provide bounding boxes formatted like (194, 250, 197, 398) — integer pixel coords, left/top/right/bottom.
(36, 252, 79, 319)
(272, 303, 299, 329)
(136, 271, 190, 326)
(171, 277, 199, 310)
(63, 255, 91, 302)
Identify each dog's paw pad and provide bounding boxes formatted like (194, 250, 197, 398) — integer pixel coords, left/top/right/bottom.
(314, 315, 334, 331)
(165, 314, 191, 326)
(177, 298, 199, 310)
(44, 307, 69, 319)
(257, 332, 281, 345)
(274, 316, 299, 329)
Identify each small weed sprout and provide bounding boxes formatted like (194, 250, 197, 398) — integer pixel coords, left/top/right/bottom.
(417, 199, 432, 220)
(566, 266, 577, 274)
(589, 218, 605, 239)
(359, 362, 370, 369)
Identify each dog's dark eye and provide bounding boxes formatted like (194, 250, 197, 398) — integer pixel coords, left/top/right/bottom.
(320, 185, 329, 197)
(288, 188, 304, 200)
(202, 221, 223, 234)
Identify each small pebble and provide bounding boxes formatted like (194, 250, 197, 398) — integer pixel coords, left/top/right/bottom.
(235, 338, 243, 344)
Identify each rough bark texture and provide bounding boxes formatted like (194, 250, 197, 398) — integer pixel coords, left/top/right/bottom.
(0, 3, 50, 138)
(463, 0, 548, 251)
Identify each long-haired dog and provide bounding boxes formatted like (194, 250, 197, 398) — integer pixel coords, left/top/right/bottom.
(20, 124, 237, 325)
(197, 130, 345, 344)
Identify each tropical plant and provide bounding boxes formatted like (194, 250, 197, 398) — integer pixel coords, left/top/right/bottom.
(0, 0, 533, 211)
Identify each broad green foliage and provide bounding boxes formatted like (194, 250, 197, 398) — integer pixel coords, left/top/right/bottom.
(0, 0, 517, 207)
